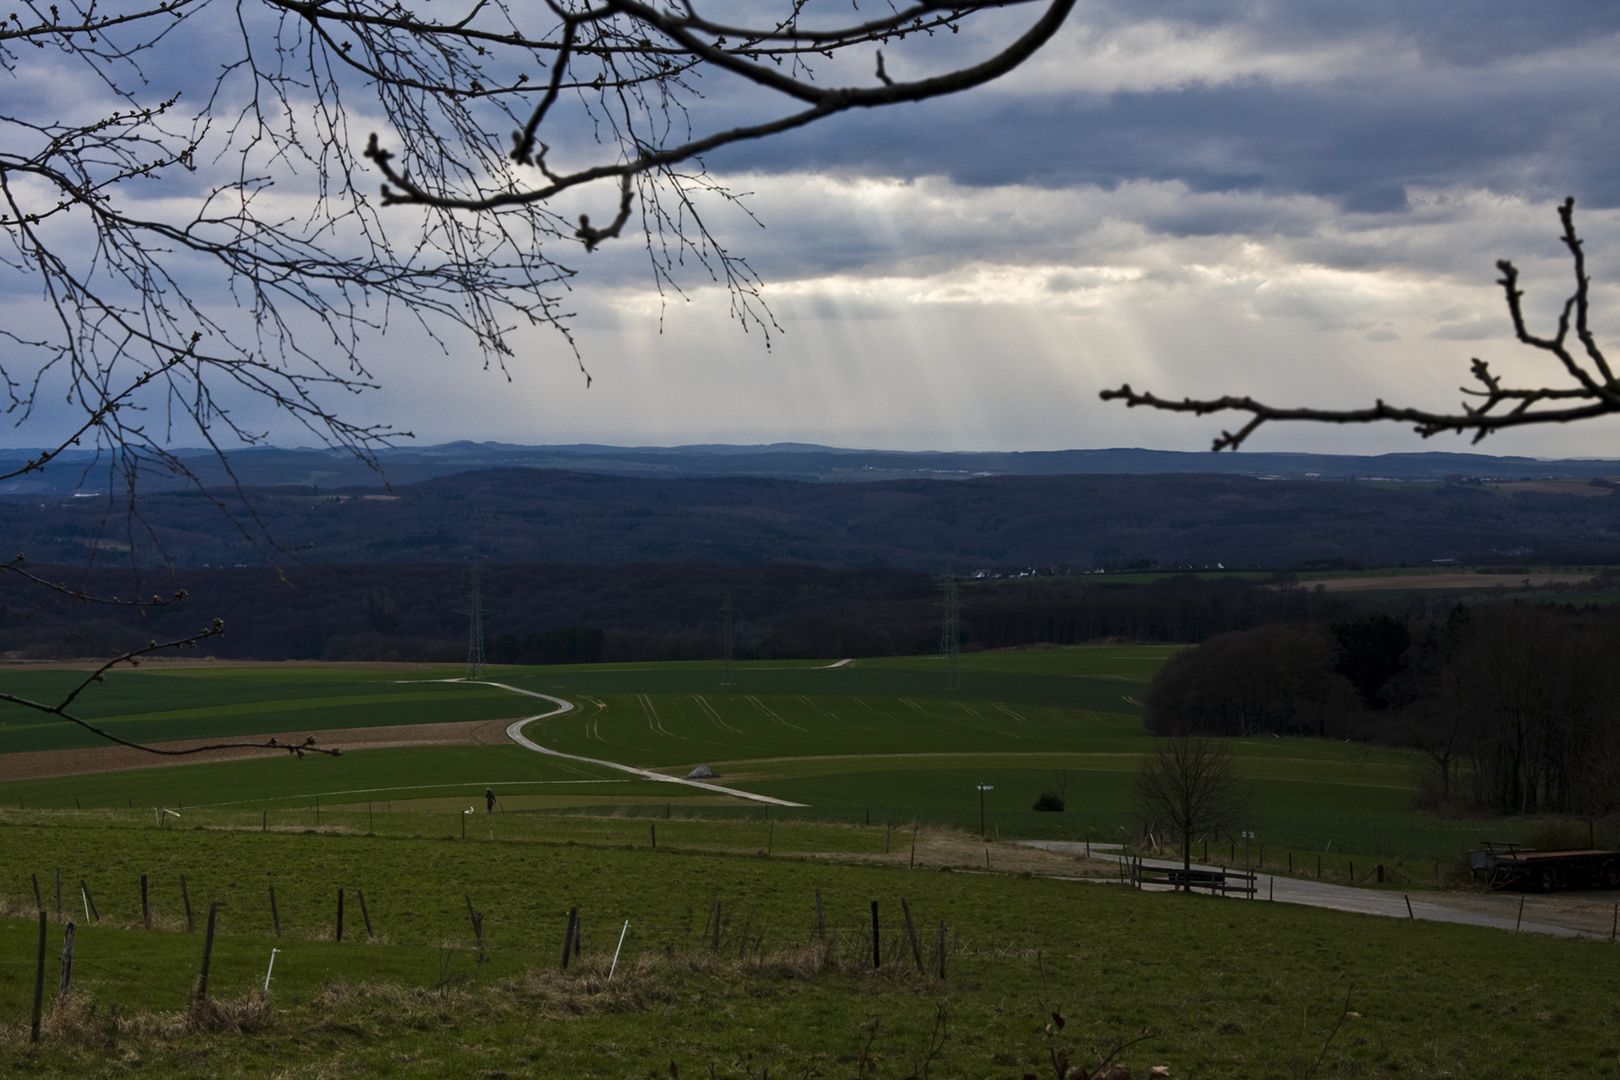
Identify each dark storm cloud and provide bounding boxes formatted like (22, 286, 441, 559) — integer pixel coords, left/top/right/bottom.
(705, 3, 1620, 215)
(1076, 0, 1620, 63)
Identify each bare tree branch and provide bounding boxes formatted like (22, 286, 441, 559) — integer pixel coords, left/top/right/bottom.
(0, 555, 187, 607)
(362, 2, 1078, 214)
(0, 620, 340, 757)
(1, 0, 1074, 755)
(1100, 199, 1620, 450)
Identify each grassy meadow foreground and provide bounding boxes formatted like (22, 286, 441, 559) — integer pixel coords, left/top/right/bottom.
(5, 812, 1620, 1079)
(2, 647, 1617, 1077)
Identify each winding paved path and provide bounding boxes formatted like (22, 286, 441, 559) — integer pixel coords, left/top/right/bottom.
(1022, 841, 1589, 938)
(475, 680, 808, 807)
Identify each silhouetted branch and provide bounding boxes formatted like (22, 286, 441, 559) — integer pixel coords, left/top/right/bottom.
(363, 1, 1077, 215)
(1301, 986, 1355, 1080)
(0, 555, 187, 607)
(0, 620, 340, 758)
(1101, 199, 1620, 449)
(1, 0, 1075, 754)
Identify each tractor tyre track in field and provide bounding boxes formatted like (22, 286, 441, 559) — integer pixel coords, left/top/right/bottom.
(745, 694, 809, 732)
(473, 681, 807, 807)
(637, 693, 686, 740)
(692, 694, 744, 734)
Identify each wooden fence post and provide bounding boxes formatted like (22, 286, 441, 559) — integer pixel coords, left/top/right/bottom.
(55, 867, 61, 916)
(358, 889, 374, 939)
(870, 901, 881, 969)
(561, 906, 579, 969)
(30, 911, 45, 1042)
(900, 898, 923, 973)
(270, 886, 280, 937)
(58, 921, 74, 996)
(142, 874, 150, 929)
(650, 823, 656, 849)
(195, 902, 219, 1002)
(181, 875, 193, 932)
(335, 888, 344, 942)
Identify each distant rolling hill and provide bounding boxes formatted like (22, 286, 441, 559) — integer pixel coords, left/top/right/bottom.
(5, 467, 1619, 571)
(4, 440, 1620, 494)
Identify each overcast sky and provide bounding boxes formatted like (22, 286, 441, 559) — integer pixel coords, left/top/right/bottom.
(12, 1, 1620, 458)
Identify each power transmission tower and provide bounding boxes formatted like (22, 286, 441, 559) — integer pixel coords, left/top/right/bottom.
(466, 562, 486, 680)
(720, 591, 735, 686)
(939, 572, 962, 692)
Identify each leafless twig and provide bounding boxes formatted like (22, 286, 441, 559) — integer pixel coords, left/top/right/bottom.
(0, 620, 340, 757)
(1299, 985, 1354, 1080)
(1101, 199, 1619, 449)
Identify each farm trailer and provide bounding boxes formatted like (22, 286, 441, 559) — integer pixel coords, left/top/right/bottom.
(1469, 842, 1620, 892)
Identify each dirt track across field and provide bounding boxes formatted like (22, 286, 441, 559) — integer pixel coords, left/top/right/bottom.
(0, 718, 518, 782)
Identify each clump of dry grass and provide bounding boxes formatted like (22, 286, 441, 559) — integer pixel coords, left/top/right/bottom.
(183, 989, 276, 1034)
(0, 935, 940, 1059)
(2, 986, 280, 1049)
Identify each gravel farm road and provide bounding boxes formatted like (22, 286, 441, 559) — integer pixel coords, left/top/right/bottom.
(1021, 841, 1605, 939)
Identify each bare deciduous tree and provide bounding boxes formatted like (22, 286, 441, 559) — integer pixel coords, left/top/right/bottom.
(1102, 199, 1618, 450)
(1135, 734, 1249, 888)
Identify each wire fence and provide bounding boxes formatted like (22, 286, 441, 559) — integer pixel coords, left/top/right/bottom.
(5, 888, 976, 1040)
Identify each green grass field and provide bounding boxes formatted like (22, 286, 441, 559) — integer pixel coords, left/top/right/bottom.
(0, 647, 1535, 862)
(3, 814, 1619, 1079)
(2, 649, 1614, 1077)
(0, 665, 512, 754)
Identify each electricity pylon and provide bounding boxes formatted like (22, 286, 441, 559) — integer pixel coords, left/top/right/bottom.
(721, 591, 735, 686)
(939, 572, 962, 692)
(466, 561, 486, 680)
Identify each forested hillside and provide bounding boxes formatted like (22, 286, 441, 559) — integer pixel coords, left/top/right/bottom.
(7, 468, 1620, 571)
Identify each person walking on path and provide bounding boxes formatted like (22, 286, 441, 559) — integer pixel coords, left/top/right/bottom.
(485, 788, 496, 813)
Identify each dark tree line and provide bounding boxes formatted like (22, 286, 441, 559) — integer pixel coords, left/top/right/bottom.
(965, 574, 1360, 650)
(1144, 603, 1620, 818)
(2, 562, 1448, 664)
